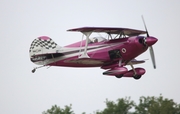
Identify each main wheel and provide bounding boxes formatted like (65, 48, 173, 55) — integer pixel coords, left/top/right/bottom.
(115, 74, 123, 78)
(133, 75, 141, 80)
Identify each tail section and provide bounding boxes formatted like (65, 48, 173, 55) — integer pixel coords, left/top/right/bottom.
(29, 36, 62, 65)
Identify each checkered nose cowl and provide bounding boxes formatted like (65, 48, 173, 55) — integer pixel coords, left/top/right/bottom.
(29, 37, 57, 52)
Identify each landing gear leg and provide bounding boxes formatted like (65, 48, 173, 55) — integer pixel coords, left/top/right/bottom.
(129, 62, 136, 75)
(129, 62, 141, 80)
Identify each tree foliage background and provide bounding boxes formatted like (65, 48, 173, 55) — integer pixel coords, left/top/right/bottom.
(42, 95, 180, 114)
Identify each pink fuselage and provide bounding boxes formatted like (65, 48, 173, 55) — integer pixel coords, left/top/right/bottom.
(48, 36, 149, 68)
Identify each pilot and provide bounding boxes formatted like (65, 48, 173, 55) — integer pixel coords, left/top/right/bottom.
(93, 38, 98, 43)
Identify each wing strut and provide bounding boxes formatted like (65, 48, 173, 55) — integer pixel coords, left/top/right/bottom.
(79, 32, 92, 58)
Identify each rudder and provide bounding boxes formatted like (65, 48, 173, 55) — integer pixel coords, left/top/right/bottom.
(29, 36, 62, 65)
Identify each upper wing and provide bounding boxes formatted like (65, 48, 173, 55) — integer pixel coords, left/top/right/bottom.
(67, 27, 146, 36)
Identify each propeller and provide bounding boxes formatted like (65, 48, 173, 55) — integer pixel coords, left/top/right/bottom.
(141, 15, 156, 69)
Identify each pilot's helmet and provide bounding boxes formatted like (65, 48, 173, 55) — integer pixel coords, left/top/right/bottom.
(93, 37, 98, 43)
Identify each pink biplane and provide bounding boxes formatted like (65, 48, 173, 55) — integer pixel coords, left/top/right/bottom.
(29, 22, 158, 80)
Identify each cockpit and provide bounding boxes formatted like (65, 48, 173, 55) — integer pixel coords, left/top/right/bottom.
(89, 37, 107, 44)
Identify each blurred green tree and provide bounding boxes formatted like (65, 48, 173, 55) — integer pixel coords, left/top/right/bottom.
(42, 104, 74, 114)
(134, 95, 180, 114)
(42, 95, 180, 114)
(95, 97, 134, 114)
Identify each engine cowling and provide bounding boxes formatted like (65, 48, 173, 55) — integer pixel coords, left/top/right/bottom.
(103, 67, 128, 76)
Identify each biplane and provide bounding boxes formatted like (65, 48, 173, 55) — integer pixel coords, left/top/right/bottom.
(29, 21, 158, 80)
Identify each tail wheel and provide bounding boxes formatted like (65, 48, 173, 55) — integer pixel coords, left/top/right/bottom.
(115, 74, 123, 78)
(133, 75, 142, 80)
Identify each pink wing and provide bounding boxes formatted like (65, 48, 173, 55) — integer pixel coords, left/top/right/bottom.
(67, 27, 146, 36)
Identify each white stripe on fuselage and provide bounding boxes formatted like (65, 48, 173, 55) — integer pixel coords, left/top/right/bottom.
(57, 42, 125, 61)
(35, 42, 126, 65)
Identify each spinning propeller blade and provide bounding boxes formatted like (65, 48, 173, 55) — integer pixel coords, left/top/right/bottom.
(142, 15, 156, 69)
(149, 46, 156, 69)
(142, 15, 149, 37)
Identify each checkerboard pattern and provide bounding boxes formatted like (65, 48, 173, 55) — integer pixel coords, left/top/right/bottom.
(29, 38, 57, 52)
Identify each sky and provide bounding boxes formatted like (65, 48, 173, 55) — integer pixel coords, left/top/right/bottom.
(0, 0, 180, 114)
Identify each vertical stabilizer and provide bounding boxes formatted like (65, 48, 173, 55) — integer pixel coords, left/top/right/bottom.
(29, 36, 62, 65)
